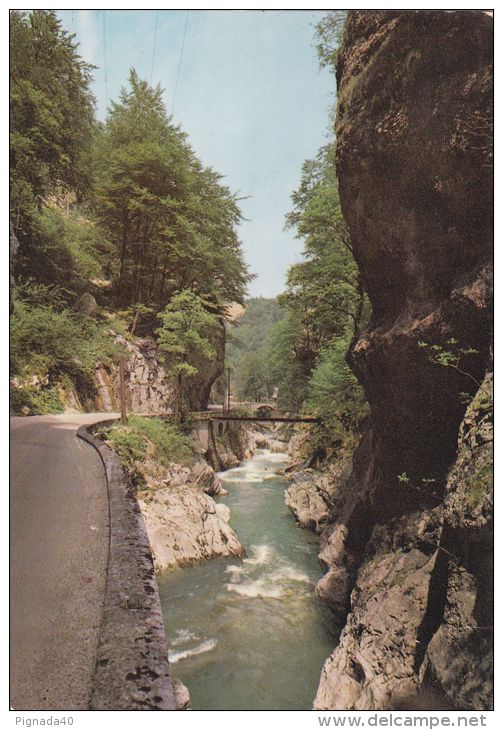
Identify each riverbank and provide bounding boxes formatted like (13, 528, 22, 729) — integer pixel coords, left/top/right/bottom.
(98, 419, 271, 573)
(158, 446, 337, 710)
(284, 449, 354, 614)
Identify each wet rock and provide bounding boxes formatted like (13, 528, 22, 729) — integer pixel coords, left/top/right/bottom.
(284, 453, 354, 613)
(211, 424, 264, 468)
(190, 461, 227, 496)
(218, 450, 240, 469)
(136, 456, 228, 499)
(287, 427, 312, 467)
(268, 438, 287, 453)
(284, 474, 332, 532)
(138, 486, 245, 572)
(314, 509, 443, 710)
(172, 677, 191, 710)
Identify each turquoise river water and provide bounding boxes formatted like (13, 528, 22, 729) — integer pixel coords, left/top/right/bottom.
(157, 448, 337, 710)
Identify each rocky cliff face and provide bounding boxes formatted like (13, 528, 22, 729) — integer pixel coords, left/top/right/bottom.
(314, 10, 493, 710)
(63, 325, 225, 414)
(91, 335, 176, 413)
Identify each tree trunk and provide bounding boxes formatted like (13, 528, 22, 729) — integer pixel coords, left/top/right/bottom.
(175, 372, 184, 422)
(117, 214, 129, 298)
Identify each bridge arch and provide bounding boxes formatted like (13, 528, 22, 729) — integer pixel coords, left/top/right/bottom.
(253, 404, 280, 418)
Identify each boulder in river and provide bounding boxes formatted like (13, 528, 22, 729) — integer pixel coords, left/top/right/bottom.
(139, 485, 245, 572)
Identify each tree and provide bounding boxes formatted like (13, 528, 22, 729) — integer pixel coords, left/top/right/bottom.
(235, 351, 271, 402)
(314, 11, 348, 71)
(94, 70, 250, 315)
(225, 298, 285, 400)
(272, 45, 371, 435)
(274, 140, 369, 419)
(10, 10, 96, 285)
(268, 314, 312, 412)
(284, 142, 366, 344)
(157, 290, 221, 419)
(306, 332, 368, 454)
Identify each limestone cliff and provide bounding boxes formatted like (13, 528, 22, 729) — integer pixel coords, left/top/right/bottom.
(314, 10, 493, 710)
(62, 324, 225, 414)
(100, 426, 249, 574)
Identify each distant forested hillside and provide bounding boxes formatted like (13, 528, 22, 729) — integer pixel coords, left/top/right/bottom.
(225, 298, 285, 402)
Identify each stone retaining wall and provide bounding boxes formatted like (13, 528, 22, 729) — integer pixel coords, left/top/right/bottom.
(77, 421, 179, 710)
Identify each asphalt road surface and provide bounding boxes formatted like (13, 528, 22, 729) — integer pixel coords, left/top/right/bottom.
(10, 413, 117, 710)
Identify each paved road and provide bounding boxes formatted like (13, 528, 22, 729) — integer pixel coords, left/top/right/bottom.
(10, 413, 117, 710)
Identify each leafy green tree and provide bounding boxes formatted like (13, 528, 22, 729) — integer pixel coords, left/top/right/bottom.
(314, 11, 348, 71)
(94, 70, 250, 314)
(268, 315, 312, 412)
(272, 27, 370, 438)
(273, 139, 369, 423)
(10, 10, 96, 284)
(157, 290, 221, 419)
(284, 143, 366, 345)
(306, 332, 368, 454)
(235, 350, 271, 402)
(225, 298, 285, 401)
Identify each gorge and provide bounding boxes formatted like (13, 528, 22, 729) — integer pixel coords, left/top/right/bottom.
(10, 8, 493, 713)
(158, 446, 337, 711)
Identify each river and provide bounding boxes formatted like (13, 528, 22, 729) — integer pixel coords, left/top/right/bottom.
(157, 447, 337, 710)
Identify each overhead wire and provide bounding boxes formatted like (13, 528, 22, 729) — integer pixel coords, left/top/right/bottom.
(171, 9, 190, 117)
(150, 10, 159, 84)
(102, 10, 108, 103)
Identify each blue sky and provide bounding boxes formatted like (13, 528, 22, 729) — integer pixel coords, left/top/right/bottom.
(57, 9, 335, 298)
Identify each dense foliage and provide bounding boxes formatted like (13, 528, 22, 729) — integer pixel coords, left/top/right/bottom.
(94, 70, 250, 313)
(10, 10, 249, 415)
(271, 11, 368, 453)
(101, 416, 193, 474)
(10, 10, 96, 287)
(157, 290, 221, 418)
(225, 298, 285, 402)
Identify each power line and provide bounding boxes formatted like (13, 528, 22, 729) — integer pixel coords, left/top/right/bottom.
(102, 10, 108, 102)
(150, 10, 159, 84)
(172, 10, 190, 117)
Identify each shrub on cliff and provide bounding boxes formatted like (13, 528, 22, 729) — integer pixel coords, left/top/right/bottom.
(102, 416, 193, 470)
(10, 298, 120, 383)
(9, 384, 64, 416)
